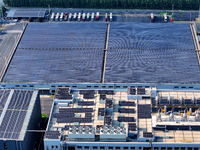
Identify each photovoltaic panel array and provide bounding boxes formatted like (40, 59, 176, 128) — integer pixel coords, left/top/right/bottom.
(108, 23, 195, 50)
(143, 132, 153, 138)
(0, 90, 11, 110)
(128, 123, 136, 131)
(57, 117, 92, 123)
(18, 23, 106, 49)
(104, 50, 200, 83)
(159, 99, 169, 105)
(79, 90, 95, 99)
(118, 108, 135, 113)
(55, 88, 72, 100)
(0, 90, 34, 139)
(119, 101, 135, 106)
(45, 131, 60, 139)
(3, 49, 103, 83)
(8, 9, 46, 18)
(118, 117, 135, 122)
(138, 104, 151, 119)
(3, 23, 106, 83)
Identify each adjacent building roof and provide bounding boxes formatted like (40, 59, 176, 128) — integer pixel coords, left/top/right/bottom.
(0, 89, 39, 140)
(7, 9, 47, 18)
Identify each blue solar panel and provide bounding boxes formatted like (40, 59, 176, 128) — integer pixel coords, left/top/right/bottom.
(0, 90, 10, 109)
(3, 49, 103, 83)
(108, 23, 195, 50)
(138, 104, 151, 118)
(18, 23, 106, 49)
(104, 50, 200, 83)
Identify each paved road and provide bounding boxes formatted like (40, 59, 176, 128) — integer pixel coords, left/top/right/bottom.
(0, 22, 23, 81)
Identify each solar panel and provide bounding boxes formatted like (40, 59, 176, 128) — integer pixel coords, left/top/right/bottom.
(100, 94, 106, 100)
(137, 88, 145, 95)
(104, 49, 200, 83)
(172, 99, 180, 105)
(105, 116, 112, 125)
(108, 23, 195, 50)
(0, 90, 10, 109)
(98, 108, 105, 116)
(98, 90, 114, 95)
(118, 117, 135, 122)
(129, 88, 136, 95)
(128, 123, 136, 131)
(159, 99, 169, 105)
(45, 131, 60, 139)
(57, 117, 92, 123)
(119, 101, 135, 106)
(196, 99, 200, 105)
(78, 101, 94, 106)
(118, 108, 135, 113)
(143, 132, 153, 138)
(106, 100, 113, 108)
(138, 104, 151, 118)
(59, 108, 93, 113)
(55, 88, 72, 100)
(184, 99, 193, 105)
(18, 23, 106, 49)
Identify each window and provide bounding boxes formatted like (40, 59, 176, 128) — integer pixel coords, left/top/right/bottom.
(15, 85, 20, 87)
(94, 86, 99, 88)
(167, 148, 172, 150)
(77, 146, 82, 149)
(130, 148, 135, 149)
(123, 86, 128, 88)
(181, 148, 185, 150)
(189, 87, 193, 88)
(102, 86, 106, 88)
(139, 147, 141, 150)
(65, 85, 69, 87)
(93, 147, 98, 149)
(175, 148, 179, 150)
(4, 143, 7, 150)
(58, 86, 62, 87)
(100, 147, 105, 149)
(174, 86, 179, 88)
(161, 148, 166, 150)
(124, 147, 128, 149)
(29, 85, 34, 87)
(109, 147, 113, 149)
(72, 86, 77, 88)
(46, 146, 49, 150)
(85, 146, 89, 149)
(154, 148, 159, 150)
(22, 85, 27, 87)
(87, 86, 91, 88)
(116, 86, 121, 88)
(56, 146, 58, 148)
(2, 85, 6, 87)
(188, 148, 192, 150)
(181, 86, 186, 88)
(52, 146, 54, 148)
(194, 148, 198, 150)
(51, 85, 55, 87)
(109, 86, 113, 88)
(116, 147, 121, 149)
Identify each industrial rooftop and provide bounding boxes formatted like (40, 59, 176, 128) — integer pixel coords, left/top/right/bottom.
(45, 87, 200, 143)
(0, 89, 39, 140)
(2, 22, 200, 84)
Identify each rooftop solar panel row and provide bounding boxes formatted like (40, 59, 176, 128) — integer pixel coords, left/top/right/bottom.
(104, 49, 200, 83)
(108, 23, 195, 50)
(3, 49, 103, 83)
(18, 23, 106, 49)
